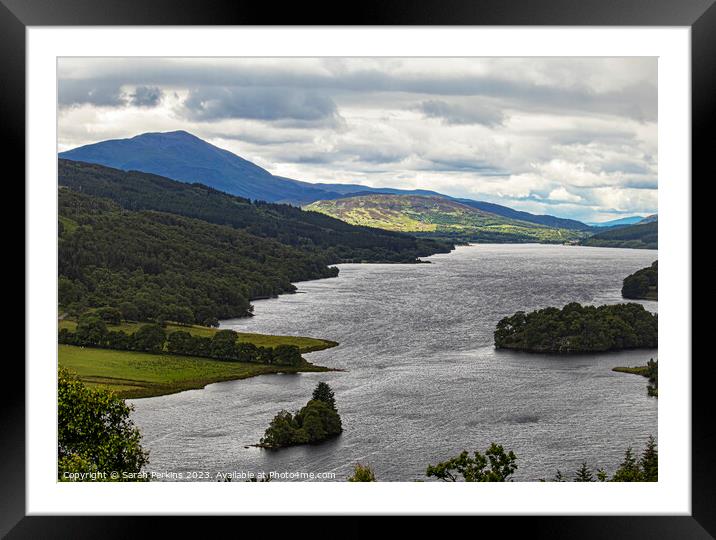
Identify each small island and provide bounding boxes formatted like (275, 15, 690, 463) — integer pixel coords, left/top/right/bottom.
(494, 302, 657, 353)
(622, 261, 658, 300)
(259, 382, 343, 448)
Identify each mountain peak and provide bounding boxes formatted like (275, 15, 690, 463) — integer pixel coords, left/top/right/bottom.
(133, 130, 200, 141)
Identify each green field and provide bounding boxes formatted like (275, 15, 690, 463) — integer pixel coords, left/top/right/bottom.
(58, 319, 337, 353)
(59, 345, 335, 399)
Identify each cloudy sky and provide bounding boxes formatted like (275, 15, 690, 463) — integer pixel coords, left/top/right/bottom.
(58, 57, 657, 222)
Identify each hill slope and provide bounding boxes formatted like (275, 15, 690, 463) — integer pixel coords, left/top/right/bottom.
(580, 220, 658, 249)
(58, 159, 452, 264)
(305, 194, 589, 244)
(59, 131, 591, 230)
(58, 188, 338, 324)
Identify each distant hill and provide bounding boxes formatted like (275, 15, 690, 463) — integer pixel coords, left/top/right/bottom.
(587, 216, 647, 227)
(454, 198, 591, 231)
(580, 220, 657, 249)
(59, 130, 592, 230)
(639, 214, 658, 224)
(305, 194, 589, 244)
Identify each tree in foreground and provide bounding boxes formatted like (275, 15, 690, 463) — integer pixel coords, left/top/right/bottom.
(58, 368, 148, 481)
(348, 464, 377, 482)
(426, 443, 517, 482)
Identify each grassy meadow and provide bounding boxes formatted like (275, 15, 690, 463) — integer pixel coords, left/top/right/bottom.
(58, 320, 338, 398)
(59, 345, 334, 399)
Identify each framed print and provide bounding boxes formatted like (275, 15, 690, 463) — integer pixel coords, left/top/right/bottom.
(8, 0, 712, 535)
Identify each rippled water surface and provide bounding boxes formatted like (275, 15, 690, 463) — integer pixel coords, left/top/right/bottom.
(131, 244, 658, 481)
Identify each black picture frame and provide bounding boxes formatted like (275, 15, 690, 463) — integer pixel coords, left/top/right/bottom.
(7, 0, 711, 535)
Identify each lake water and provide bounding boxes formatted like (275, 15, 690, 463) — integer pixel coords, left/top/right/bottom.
(130, 244, 658, 482)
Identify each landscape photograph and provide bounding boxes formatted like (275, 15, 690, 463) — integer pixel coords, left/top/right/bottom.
(57, 57, 658, 483)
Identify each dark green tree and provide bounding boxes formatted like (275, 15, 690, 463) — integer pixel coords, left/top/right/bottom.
(94, 306, 122, 325)
(426, 443, 517, 482)
(575, 462, 594, 482)
(210, 329, 238, 359)
(272, 344, 303, 366)
(640, 436, 658, 482)
(167, 331, 196, 355)
(58, 368, 148, 480)
(612, 447, 642, 481)
(75, 315, 109, 346)
(118, 301, 140, 321)
(312, 381, 337, 410)
(132, 324, 166, 353)
(260, 411, 300, 448)
(548, 438, 657, 482)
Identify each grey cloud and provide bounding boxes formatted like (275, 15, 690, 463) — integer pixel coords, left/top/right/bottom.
(206, 131, 313, 146)
(270, 144, 409, 166)
(180, 87, 340, 124)
(129, 86, 163, 108)
(59, 79, 124, 107)
(59, 58, 657, 121)
(424, 158, 510, 176)
(417, 100, 505, 126)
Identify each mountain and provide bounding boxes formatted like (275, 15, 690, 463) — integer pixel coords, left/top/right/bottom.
(59, 130, 338, 204)
(58, 159, 452, 264)
(639, 214, 658, 224)
(580, 220, 657, 249)
(59, 131, 592, 229)
(587, 216, 647, 227)
(305, 194, 589, 244)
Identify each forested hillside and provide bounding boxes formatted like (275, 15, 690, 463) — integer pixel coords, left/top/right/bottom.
(58, 159, 452, 263)
(58, 189, 339, 324)
(580, 221, 657, 249)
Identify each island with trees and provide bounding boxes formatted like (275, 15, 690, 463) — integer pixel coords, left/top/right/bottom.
(494, 302, 657, 353)
(259, 382, 343, 448)
(622, 261, 658, 300)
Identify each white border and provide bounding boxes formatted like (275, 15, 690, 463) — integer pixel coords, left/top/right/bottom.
(27, 27, 691, 515)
